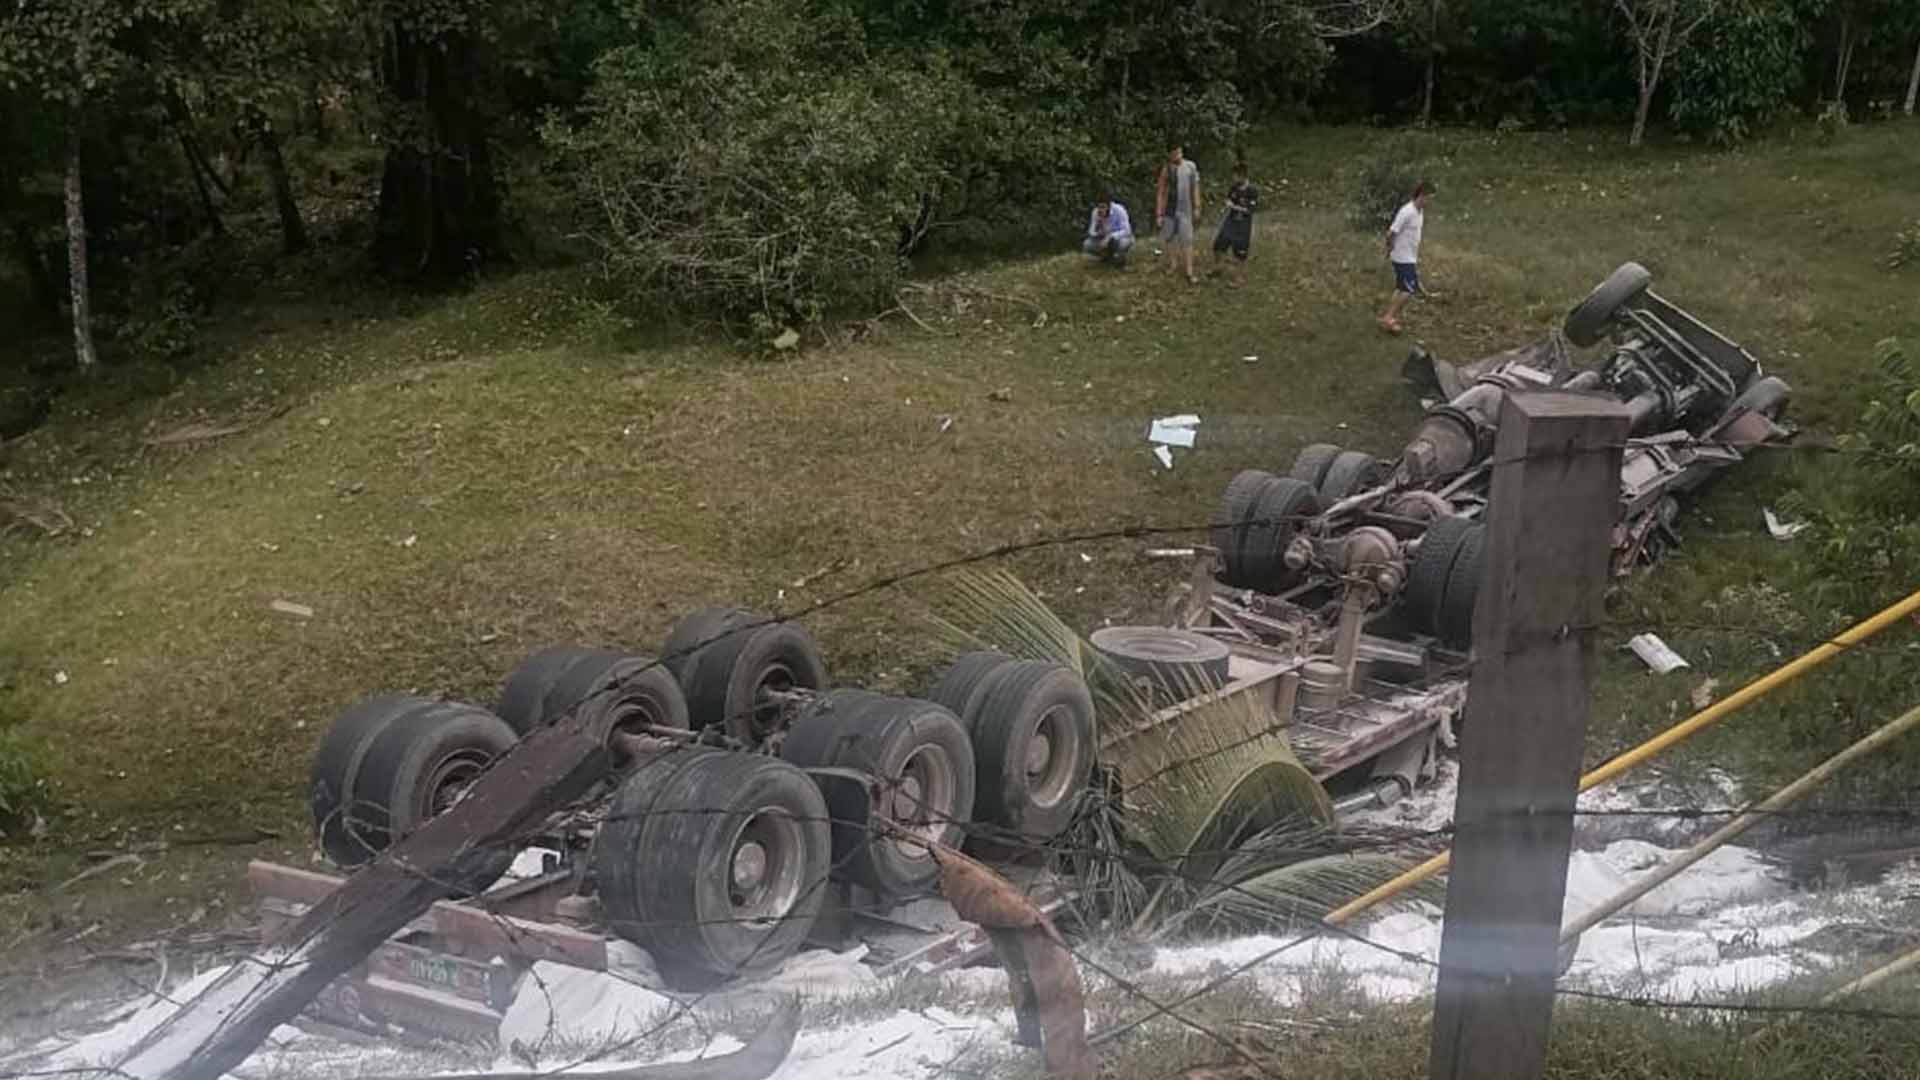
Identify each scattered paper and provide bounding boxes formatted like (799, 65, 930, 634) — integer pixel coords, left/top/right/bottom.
(1627, 633, 1689, 674)
(1145, 548, 1196, 558)
(52, 670, 69, 686)
(1764, 508, 1808, 541)
(1241, 354, 1259, 364)
(772, 328, 801, 350)
(1152, 445, 1175, 470)
(936, 415, 954, 433)
(1147, 418, 1199, 448)
(270, 600, 315, 619)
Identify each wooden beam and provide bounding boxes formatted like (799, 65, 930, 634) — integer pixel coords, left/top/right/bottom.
(1427, 391, 1630, 1080)
(112, 724, 613, 1080)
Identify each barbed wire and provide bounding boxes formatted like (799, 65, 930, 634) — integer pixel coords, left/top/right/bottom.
(10, 428, 1920, 1077)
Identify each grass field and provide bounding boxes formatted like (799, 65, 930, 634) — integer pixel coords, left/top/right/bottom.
(2, 119, 1919, 906)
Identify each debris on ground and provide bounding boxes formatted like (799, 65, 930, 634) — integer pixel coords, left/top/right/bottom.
(1764, 507, 1810, 541)
(1628, 633, 1690, 674)
(269, 600, 315, 619)
(1147, 414, 1200, 449)
(1691, 678, 1720, 709)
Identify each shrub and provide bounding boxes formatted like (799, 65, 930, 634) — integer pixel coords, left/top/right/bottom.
(1667, 0, 1809, 146)
(0, 727, 45, 837)
(1889, 220, 1920, 271)
(548, 24, 977, 333)
(1346, 132, 1442, 232)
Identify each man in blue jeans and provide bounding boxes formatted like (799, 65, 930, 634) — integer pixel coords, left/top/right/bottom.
(1083, 192, 1135, 267)
(1378, 180, 1433, 335)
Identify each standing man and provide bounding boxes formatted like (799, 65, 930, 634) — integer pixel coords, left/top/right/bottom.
(1155, 142, 1202, 284)
(1378, 180, 1432, 335)
(1083, 191, 1135, 267)
(1210, 159, 1259, 288)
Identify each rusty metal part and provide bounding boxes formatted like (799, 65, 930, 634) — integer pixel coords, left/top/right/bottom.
(930, 844, 1092, 1080)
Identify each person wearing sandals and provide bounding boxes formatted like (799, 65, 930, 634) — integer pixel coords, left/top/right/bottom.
(1155, 142, 1202, 284)
(1378, 180, 1432, 335)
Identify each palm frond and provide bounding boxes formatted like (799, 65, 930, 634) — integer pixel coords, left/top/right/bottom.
(918, 567, 1415, 937)
(1187, 850, 1431, 930)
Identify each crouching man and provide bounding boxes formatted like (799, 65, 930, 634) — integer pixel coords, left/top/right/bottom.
(1083, 192, 1135, 267)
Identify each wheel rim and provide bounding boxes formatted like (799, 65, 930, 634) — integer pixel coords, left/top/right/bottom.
(889, 744, 957, 859)
(1025, 706, 1080, 810)
(749, 662, 796, 740)
(725, 809, 804, 925)
(418, 749, 493, 820)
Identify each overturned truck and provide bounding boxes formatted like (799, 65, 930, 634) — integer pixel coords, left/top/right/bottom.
(130, 262, 1789, 1069)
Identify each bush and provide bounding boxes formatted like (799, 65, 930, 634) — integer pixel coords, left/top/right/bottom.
(1346, 132, 1443, 232)
(1889, 220, 1920, 271)
(1667, 0, 1809, 146)
(0, 727, 46, 837)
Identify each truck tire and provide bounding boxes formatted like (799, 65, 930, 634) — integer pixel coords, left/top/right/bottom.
(1235, 477, 1322, 592)
(1089, 626, 1232, 701)
(337, 702, 521, 893)
(660, 607, 755, 683)
(782, 691, 975, 898)
(926, 651, 1018, 733)
(309, 693, 442, 871)
(680, 618, 829, 744)
(497, 646, 689, 736)
(1402, 516, 1477, 640)
(1436, 524, 1487, 648)
(1564, 262, 1652, 348)
(1288, 443, 1343, 488)
(1211, 469, 1274, 573)
(970, 661, 1096, 843)
(594, 748, 830, 989)
(1319, 450, 1389, 502)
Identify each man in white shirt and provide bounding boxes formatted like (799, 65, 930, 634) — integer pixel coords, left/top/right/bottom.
(1378, 181, 1432, 335)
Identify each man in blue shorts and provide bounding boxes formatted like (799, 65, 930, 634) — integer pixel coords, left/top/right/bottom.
(1378, 180, 1432, 335)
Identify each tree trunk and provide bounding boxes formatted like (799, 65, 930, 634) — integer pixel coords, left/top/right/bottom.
(1906, 35, 1919, 115)
(1833, 12, 1854, 103)
(1420, 0, 1439, 126)
(12, 223, 59, 322)
(64, 128, 97, 372)
(251, 110, 309, 254)
(372, 21, 502, 282)
(162, 90, 231, 238)
(1629, 10, 1674, 148)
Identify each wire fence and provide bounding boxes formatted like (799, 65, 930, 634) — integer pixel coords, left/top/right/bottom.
(4, 431, 1919, 1080)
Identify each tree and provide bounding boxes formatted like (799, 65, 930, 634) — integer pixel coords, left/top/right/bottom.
(1907, 32, 1918, 113)
(0, 0, 165, 370)
(1616, 0, 1727, 146)
(1668, 0, 1811, 143)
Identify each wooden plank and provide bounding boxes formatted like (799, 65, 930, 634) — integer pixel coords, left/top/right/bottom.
(250, 859, 608, 971)
(1428, 391, 1630, 1080)
(431, 901, 609, 971)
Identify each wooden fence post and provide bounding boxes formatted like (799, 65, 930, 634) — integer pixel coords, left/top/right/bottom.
(1428, 391, 1630, 1080)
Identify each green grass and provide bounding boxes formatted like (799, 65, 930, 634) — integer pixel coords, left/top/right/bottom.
(2, 120, 1919, 882)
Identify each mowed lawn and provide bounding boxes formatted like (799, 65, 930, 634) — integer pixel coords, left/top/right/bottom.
(3, 122, 1918, 866)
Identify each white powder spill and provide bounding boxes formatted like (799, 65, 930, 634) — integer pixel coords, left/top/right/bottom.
(22, 797, 1916, 1080)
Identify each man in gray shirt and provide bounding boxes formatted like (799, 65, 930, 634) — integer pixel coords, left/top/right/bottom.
(1155, 142, 1202, 284)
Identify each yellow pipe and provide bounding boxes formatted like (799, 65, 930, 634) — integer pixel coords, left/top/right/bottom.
(1325, 585, 1920, 926)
